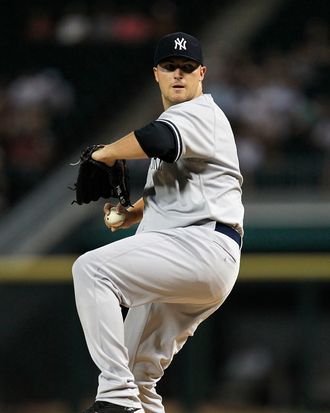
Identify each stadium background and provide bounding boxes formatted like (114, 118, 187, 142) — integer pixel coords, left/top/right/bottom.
(0, 0, 329, 412)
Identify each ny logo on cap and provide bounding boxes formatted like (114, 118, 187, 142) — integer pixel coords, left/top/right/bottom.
(174, 37, 187, 50)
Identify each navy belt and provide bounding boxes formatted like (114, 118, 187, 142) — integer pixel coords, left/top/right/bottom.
(215, 223, 241, 247)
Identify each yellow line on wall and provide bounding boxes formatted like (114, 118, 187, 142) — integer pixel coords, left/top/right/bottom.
(240, 253, 330, 280)
(0, 255, 77, 282)
(0, 253, 329, 282)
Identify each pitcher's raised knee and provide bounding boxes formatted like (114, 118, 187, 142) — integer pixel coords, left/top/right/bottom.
(72, 251, 96, 285)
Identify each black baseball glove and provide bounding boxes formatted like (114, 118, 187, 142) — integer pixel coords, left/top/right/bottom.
(70, 145, 131, 207)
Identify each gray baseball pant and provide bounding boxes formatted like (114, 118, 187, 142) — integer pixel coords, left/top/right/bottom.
(72, 225, 240, 413)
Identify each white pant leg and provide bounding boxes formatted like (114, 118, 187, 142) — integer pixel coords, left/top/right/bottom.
(72, 252, 142, 409)
(125, 302, 221, 413)
(72, 226, 240, 409)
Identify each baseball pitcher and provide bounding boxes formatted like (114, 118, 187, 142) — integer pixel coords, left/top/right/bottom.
(72, 32, 244, 413)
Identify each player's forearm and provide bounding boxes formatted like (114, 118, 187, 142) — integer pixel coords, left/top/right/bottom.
(127, 197, 144, 224)
(129, 197, 144, 212)
(92, 132, 148, 165)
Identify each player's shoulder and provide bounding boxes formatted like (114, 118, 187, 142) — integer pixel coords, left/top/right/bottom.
(177, 93, 214, 109)
(164, 94, 216, 117)
(165, 94, 230, 127)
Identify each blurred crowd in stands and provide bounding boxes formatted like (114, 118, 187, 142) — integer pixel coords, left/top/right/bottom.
(0, 0, 179, 212)
(0, 1, 329, 214)
(24, 1, 178, 45)
(0, 68, 75, 210)
(207, 20, 329, 191)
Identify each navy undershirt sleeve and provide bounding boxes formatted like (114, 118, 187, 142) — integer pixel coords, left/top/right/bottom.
(134, 121, 179, 163)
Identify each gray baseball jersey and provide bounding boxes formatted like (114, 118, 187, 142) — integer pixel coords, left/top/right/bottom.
(138, 94, 244, 235)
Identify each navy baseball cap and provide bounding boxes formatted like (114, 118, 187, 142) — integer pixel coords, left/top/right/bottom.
(154, 32, 203, 66)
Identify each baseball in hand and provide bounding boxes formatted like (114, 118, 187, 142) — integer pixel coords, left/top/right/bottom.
(106, 207, 126, 225)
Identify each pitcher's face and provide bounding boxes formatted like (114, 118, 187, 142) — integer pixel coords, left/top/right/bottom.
(154, 57, 207, 109)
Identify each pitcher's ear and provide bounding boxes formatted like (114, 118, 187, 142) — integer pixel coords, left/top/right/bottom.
(153, 67, 159, 83)
(200, 65, 207, 80)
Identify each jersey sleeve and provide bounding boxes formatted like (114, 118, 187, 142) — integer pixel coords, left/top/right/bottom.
(157, 100, 215, 160)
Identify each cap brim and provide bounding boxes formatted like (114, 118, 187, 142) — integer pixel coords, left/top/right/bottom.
(155, 53, 203, 66)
